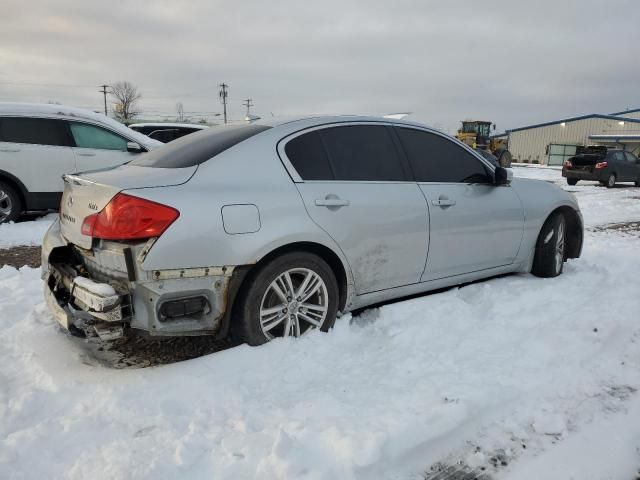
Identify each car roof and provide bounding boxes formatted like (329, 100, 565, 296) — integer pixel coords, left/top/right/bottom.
(129, 122, 209, 129)
(244, 114, 439, 131)
(0, 102, 162, 149)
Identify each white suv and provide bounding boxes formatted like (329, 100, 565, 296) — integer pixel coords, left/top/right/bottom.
(0, 103, 161, 223)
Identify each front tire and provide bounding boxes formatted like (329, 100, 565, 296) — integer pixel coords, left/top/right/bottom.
(566, 178, 578, 186)
(0, 181, 22, 224)
(532, 212, 566, 278)
(233, 252, 339, 346)
(605, 173, 616, 188)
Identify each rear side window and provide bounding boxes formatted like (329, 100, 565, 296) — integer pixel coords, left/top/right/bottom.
(131, 124, 271, 168)
(319, 125, 405, 181)
(285, 130, 334, 180)
(396, 127, 490, 183)
(69, 122, 129, 151)
(611, 151, 625, 162)
(0, 117, 72, 147)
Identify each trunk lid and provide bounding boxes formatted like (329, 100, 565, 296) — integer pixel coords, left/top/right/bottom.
(59, 165, 196, 249)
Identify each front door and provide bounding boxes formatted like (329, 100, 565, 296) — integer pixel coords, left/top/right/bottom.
(68, 121, 136, 173)
(394, 126, 524, 281)
(282, 124, 430, 294)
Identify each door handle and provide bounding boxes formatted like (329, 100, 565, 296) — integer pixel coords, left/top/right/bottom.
(76, 152, 96, 157)
(315, 197, 350, 207)
(432, 196, 456, 207)
(0, 148, 20, 153)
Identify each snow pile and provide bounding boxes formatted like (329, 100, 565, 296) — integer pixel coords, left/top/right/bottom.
(0, 214, 56, 249)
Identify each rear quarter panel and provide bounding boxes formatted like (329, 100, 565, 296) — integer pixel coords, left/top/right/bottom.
(132, 132, 354, 286)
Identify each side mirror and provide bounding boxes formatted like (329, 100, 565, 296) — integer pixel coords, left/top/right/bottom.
(494, 166, 513, 186)
(126, 142, 144, 153)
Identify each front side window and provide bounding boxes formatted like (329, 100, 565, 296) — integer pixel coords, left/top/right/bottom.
(396, 127, 491, 183)
(319, 125, 405, 181)
(69, 122, 129, 151)
(624, 152, 637, 163)
(0, 117, 72, 147)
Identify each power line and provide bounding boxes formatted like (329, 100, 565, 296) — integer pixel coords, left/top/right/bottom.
(218, 83, 229, 124)
(99, 84, 110, 116)
(242, 98, 254, 117)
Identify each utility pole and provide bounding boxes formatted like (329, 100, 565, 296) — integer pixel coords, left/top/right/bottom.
(218, 83, 229, 124)
(242, 98, 254, 117)
(99, 84, 110, 116)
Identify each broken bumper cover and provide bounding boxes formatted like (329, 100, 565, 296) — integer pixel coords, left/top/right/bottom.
(42, 218, 236, 339)
(45, 268, 128, 339)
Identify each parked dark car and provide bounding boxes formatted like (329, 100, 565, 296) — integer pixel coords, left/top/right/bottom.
(562, 146, 640, 187)
(128, 123, 208, 143)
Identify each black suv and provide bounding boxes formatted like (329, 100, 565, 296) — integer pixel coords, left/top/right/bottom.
(562, 146, 640, 187)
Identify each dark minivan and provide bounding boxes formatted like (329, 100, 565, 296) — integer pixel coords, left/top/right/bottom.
(562, 146, 640, 187)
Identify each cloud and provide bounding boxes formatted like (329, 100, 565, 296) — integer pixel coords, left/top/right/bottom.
(0, 0, 637, 132)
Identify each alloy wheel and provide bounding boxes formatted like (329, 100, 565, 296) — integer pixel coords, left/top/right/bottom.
(259, 268, 329, 339)
(0, 189, 13, 223)
(555, 221, 565, 274)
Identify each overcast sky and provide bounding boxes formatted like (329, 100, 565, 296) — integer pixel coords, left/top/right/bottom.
(1, 0, 638, 133)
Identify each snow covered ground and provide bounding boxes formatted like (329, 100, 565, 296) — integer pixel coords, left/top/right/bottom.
(1, 167, 639, 479)
(0, 213, 57, 249)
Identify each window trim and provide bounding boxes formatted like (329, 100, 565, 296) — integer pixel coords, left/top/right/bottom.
(278, 121, 426, 184)
(392, 125, 497, 185)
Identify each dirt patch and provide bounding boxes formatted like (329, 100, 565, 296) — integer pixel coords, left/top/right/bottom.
(77, 330, 240, 368)
(0, 245, 42, 268)
(591, 221, 640, 235)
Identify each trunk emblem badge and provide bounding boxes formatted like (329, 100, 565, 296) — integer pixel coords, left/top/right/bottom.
(67, 196, 74, 207)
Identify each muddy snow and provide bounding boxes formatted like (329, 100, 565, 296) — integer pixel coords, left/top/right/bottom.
(0, 167, 639, 479)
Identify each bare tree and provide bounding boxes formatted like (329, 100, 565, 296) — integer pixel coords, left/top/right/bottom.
(110, 81, 142, 122)
(176, 102, 185, 122)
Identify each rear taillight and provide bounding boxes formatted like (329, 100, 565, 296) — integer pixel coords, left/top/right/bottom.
(563, 160, 573, 168)
(594, 161, 608, 169)
(81, 193, 179, 240)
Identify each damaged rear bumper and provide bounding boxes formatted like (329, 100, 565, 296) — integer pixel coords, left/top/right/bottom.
(42, 219, 242, 340)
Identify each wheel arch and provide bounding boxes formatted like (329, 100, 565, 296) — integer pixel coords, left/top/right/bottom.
(250, 241, 350, 312)
(0, 169, 28, 208)
(551, 206, 583, 259)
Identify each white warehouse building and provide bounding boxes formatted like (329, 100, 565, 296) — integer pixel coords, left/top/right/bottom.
(500, 108, 640, 166)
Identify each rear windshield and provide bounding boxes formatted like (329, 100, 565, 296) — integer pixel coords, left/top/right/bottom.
(130, 124, 271, 168)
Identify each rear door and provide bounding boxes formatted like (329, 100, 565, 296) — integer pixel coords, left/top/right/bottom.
(0, 116, 75, 193)
(68, 121, 138, 172)
(395, 126, 524, 281)
(281, 123, 430, 294)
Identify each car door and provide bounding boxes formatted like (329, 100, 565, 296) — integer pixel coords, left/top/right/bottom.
(280, 123, 430, 294)
(0, 116, 76, 193)
(624, 152, 640, 181)
(394, 126, 524, 281)
(68, 121, 138, 172)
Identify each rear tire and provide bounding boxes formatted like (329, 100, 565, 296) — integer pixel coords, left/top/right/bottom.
(566, 178, 578, 186)
(496, 150, 512, 168)
(233, 252, 339, 346)
(605, 173, 616, 188)
(0, 181, 22, 224)
(532, 212, 566, 278)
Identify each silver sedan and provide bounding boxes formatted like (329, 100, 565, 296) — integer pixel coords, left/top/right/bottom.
(42, 116, 583, 345)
